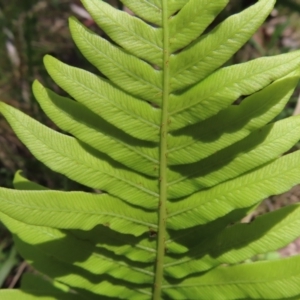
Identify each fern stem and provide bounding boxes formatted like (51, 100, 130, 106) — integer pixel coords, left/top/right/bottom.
(153, 0, 169, 299)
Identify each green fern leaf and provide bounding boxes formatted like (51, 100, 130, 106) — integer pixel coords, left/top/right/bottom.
(1, 0, 300, 299)
(0, 273, 82, 300)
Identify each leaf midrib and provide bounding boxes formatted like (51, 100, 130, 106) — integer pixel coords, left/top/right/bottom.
(153, 0, 170, 299)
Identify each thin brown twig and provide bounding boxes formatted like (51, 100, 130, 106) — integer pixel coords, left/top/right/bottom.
(8, 261, 28, 289)
(293, 93, 300, 116)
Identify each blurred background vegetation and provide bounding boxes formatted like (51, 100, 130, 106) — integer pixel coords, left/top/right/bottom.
(0, 0, 300, 289)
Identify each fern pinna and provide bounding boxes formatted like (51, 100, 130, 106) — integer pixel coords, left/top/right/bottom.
(1, 0, 300, 299)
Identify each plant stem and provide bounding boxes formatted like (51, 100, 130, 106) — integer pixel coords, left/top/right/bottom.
(153, 0, 169, 299)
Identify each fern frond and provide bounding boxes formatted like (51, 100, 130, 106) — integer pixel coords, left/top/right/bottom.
(164, 256, 300, 299)
(165, 204, 300, 276)
(1, 0, 300, 299)
(168, 151, 300, 229)
(170, 0, 275, 89)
